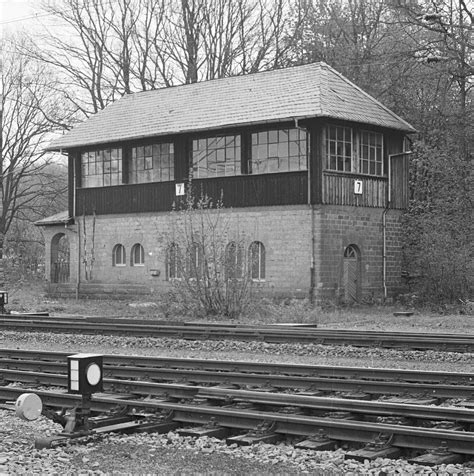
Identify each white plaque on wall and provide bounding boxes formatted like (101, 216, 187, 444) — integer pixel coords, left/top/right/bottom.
(354, 179, 363, 195)
(175, 183, 185, 196)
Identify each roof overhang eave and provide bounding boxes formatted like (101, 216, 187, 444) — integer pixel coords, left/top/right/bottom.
(44, 113, 416, 152)
(42, 115, 322, 152)
(34, 216, 74, 227)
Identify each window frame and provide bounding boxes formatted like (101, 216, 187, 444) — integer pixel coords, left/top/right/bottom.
(81, 147, 122, 188)
(187, 242, 204, 280)
(129, 141, 175, 184)
(359, 130, 384, 176)
(192, 134, 242, 179)
(249, 127, 307, 175)
(225, 241, 244, 280)
(131, 243, 145, 267)
(167, 242, 181, 280)
(325, 125, 354, 173)
(325, 124, 386, 178)
(248, 241, 266, 282)
(112, 244, 126, 267)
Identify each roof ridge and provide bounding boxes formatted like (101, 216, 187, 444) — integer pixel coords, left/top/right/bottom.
(46, 62, 415, 151)
(322, 63, 415, 132)
(124, 61, 327, 99)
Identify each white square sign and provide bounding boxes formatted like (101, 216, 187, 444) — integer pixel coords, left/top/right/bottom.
(354, 179, 363, 195)
(175, 183, 185, 196)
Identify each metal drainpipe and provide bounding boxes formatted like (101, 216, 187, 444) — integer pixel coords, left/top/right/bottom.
(294, 118, 315, 302)
(382, 206, 389, 300)
(72, 153, 80, 300)
(76, 219, 81, 300)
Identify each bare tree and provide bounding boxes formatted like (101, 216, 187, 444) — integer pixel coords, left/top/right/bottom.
(0, 37, 68, 274)
(19, 0, 304, 118)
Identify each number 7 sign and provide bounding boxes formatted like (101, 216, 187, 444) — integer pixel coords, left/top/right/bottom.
(354, 180, 363, 195)
(175, 183, 185, 196)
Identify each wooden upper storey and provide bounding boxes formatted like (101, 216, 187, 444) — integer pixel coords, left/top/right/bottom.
(68, 119, 410, 217)
(47, 62, 414, 217)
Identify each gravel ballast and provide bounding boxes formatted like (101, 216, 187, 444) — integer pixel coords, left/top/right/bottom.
(1, 329, 473, 474)
(2, 410, 474, 475)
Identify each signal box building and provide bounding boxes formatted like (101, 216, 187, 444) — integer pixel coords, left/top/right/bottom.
(38, 62, 414, 301)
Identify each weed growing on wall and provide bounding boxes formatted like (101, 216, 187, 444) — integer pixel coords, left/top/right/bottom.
(165, 186, 255, 319)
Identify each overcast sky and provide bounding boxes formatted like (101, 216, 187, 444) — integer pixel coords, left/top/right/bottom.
(1, 0, 41, 34)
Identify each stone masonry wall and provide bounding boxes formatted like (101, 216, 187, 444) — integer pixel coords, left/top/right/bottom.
(41, 204, 404, 299)
(313, 205, 404, 300)
(63, 205, 313, 298)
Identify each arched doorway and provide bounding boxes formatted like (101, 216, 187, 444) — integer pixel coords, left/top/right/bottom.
(343, 244, 361, 302)
(51, 233, 70, 283)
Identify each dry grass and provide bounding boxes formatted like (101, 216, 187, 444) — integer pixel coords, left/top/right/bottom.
(6, 278, 473, 334)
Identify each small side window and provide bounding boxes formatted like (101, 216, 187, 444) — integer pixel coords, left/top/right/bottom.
(249, 241, 265, 281)
(225, 242, 243, 280)
(168, 242, 181, 280)
(112, 244, 126, 267)
(131, 243, 145, 266)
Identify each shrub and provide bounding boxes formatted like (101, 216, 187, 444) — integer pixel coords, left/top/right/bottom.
(402, 141, 473, 303)
(165, 187, 255, 319)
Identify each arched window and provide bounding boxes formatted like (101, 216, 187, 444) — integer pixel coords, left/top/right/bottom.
(131, 244, 145, 266)
(168, 243, 181, 279)
(225, 242, 243, 280)
(249, 241, 265, 281)
(344, 244, 359, 258)
(51, 233, 70, 283)
(112, 244, 126, 267)
(188, 242, 203, 279)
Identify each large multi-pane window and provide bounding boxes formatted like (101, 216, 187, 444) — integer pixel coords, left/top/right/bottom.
(130, 143, 174, 183)
(250, 128, 307, 174)
(81, 148, 122, 187)
(360, 131, 383, 176)
(192, 135, 241, 178)
(326, 125, 353, 173)
(326, 126, 385, 177)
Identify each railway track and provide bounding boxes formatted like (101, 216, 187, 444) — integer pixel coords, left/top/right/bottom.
(1, 349, 474, 399)
(1, 314, 474, 352)
(1, 349, 473, 461)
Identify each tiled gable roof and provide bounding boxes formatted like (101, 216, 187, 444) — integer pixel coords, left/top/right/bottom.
(47, 62, 415, 151)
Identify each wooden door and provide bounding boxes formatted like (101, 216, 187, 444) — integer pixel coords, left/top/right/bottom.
(343, 245, 360, 302)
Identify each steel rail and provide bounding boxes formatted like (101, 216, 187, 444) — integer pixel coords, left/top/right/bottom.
(1, 352, 473, 399)
(0, 313, 470, 337)
(198, 387, 474, 423)
(1, 386, 473, 455)
(1, 349, 473, 385)
(2, 365, 474, 404)
(1, 317, 473, 351)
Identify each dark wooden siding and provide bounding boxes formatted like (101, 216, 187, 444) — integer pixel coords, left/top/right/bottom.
(322, 171, 387, 208)
(389, 152, 410, 209)
(70, 121, 409, 215)
(76, 171, 308, 216)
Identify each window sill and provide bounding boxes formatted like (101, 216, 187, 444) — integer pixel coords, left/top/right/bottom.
(323, 170, 387, 180)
